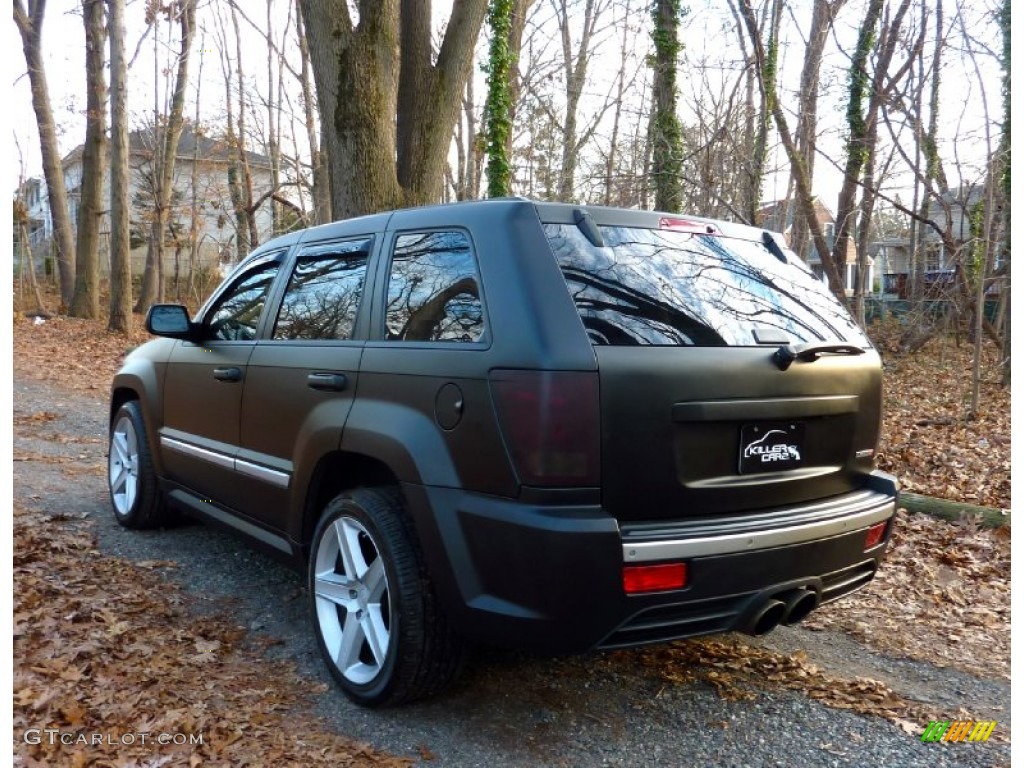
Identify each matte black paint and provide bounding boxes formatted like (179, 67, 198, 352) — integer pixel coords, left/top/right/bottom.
(111, 198, 898, 654)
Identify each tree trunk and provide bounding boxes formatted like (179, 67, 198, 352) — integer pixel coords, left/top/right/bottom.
(505, 0, 534, 161)
(295, 1, 332, 223)
(136, 0, 197, 312)
(725, 0, 757, 223)
(265, 0, 281, 235)
(484, 0, 514, 197)
(14, 0, 76, 306)
(604, 0, 633, 206)
(229, 3, 259, 251)
(999, 0, 1010, 386)
(650, 0, 684, 212)
(107, 0, 132, 332)
(553, 0, 600, 203)
(70, 0, 107, 319)
(299, 0, 487, 218)
(737, 0, 844, 298)
(788, 0, 844, 259)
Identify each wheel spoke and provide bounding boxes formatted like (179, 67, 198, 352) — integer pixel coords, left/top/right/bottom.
(110, 465, 128, 495)
(314, 571, 356, 607)
(364, 557, 387, 602)
(124, 423, 137, 455)
(112, 433, 128, 465)
(335, 609, 365, 672)
(334, 518, 368, 580)
(361, 606, 390, 666)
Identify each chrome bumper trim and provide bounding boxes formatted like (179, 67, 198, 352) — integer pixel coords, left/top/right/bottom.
(622, 501, 895, 562)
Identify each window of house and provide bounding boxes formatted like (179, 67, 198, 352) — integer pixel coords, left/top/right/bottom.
(383, 231, 485, 342)
(207, 260, 281, 341)
(273, 239, 371, 341)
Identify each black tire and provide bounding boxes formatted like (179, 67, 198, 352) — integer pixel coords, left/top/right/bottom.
(308, 486, 465, 707)
(107, 400, 173, 529)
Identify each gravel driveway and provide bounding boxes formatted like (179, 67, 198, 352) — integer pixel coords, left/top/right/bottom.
(13, 373, 1010, 768)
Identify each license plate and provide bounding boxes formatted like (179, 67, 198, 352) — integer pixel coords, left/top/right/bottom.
(739, 423, 805, 473)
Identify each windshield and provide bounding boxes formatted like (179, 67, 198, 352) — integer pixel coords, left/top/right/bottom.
(544, 223, 869, 347)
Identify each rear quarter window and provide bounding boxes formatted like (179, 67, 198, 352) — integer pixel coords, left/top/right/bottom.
(544, 223, 868, 348)
(383, 230, 486, 343)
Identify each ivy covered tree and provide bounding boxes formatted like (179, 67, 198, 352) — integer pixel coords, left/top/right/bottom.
(484, 0, 514, 197)
(649, 0, 685, 212)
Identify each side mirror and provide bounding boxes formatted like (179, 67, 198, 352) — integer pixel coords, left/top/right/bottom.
(145, 304, 194, 339)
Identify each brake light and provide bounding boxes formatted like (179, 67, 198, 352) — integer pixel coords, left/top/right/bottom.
(489, 370, 600, 486)
(659, 217, 716, 235)
(864, 521, 888, 551)
(623, 563, 687, 594)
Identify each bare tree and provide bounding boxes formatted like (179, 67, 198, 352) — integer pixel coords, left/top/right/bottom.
(135, 0, 198, 312)
(737, 0, 845, 299)
(786, 0, 847, 259)
(107, 0, 132, 332)
(13, 0, 76, 305)
(70, 0, 107, 319)
(295, 0, 331, 223)
(13, 136, 48, 315)
(551, 0, 611, 201)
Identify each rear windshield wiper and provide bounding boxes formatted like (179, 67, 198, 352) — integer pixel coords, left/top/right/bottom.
(773, 342, 865, 371)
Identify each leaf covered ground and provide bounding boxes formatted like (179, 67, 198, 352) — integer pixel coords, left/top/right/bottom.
(872, 330, 1010, 510)
(13, 504, 414, 768)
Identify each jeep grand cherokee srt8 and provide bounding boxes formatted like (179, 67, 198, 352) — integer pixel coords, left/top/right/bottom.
(108, 199, 898, 706)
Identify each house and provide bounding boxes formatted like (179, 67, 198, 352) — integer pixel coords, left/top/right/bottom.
(757, 197, 873, 295)
(870, 238, 911, 297)
(868, 186, 988, 299)
(59, 123, 277, 278)
(16, 177, 52, 249)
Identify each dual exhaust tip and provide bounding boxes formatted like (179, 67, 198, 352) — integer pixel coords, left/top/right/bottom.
(742, 588, 819, 636)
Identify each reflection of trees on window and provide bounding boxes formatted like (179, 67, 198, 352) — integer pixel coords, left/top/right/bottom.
(385, 231, 485, 342)
(274, 240, 370, 340)
(208, 261, 281, 340)
(545, 224, 866, 347)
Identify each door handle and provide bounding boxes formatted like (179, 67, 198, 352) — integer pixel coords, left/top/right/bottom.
(213, 367, 242, 382)
(307, 372, 347, 392)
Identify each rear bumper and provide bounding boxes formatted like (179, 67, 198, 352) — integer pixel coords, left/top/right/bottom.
(402, 471, 898, 654)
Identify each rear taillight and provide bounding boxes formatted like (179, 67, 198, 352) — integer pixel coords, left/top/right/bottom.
(623, 563, 687, 594)
(864, 521, 888, 551)
(489, 370, 600, 487)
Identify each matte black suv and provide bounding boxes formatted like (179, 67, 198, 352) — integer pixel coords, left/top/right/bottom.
(108, 199, 898, 706)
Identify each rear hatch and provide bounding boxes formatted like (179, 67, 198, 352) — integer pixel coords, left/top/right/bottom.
(540, 208, 882, 524)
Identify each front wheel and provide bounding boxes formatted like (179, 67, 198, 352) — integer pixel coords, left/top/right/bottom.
(309, 487, 464, 707)
(108, 400, 173, 529)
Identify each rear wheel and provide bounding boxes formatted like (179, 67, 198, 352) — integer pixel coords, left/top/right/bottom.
(108, 400, 173, 529)
(309, 487, 464, 707)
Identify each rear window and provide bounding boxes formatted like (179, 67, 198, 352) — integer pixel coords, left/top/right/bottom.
(544, 223, 869, 347)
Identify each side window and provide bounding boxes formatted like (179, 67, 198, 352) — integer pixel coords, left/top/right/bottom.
(207, 260, 281, 341)
(273, 239, 371, 340)
(384, 231, 485, 342)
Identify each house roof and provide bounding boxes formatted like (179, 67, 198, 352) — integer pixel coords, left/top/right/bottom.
(756, 197, 835, 233)
(62, 123, 271, 168)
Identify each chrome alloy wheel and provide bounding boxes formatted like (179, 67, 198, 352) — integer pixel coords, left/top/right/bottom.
(313, 516, 393, 686)
(108, 414, 140, 517)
